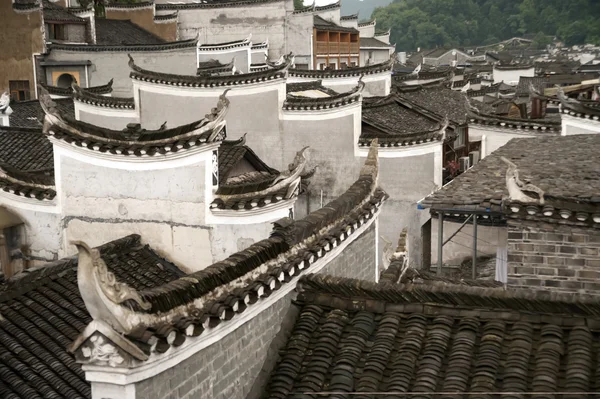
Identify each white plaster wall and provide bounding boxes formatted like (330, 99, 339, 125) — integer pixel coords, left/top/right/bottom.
(209, 222, 274, 262)
(359, 24, 375, 38)
(360, 48, 393, 67)
(173, 1, 291, 59)
(492, 67, 535, 85)
(57, 154, 214, 270)
(46, 48, 198, 96)
(468, 124, 539, 158)
(287, 12, 313, 62)
(561, 114, 600, 135)
(0, 203, 61, 263)
(77, 107, 139, 130)
(198, 48, 250, 74)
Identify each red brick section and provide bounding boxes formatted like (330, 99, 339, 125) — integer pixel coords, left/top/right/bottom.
(507, 220, 600, 294)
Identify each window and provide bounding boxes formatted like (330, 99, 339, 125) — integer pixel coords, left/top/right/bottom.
(368, 51, 374, 59)
(328, 63, 336, 70)
(454, 127, 466, 148)
(340, 62, 348, 69)
(350, 62, 357, 67)
(48, 24, 65, 41)
(9, 81, 30, 102)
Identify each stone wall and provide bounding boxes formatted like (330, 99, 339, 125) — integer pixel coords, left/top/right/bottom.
(507, 221, 600, 295)
(0, 5, 44, 99)
(66, 24, 86, 43)
(132, 223, 377, 399)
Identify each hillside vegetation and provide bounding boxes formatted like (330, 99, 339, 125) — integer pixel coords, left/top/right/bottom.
(372, 0, 600, 51)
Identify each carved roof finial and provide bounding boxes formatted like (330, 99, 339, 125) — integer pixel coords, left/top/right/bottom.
(72, 240, 151, 334)
(0, 91, 10, 113)
(501, 157, 545, 205)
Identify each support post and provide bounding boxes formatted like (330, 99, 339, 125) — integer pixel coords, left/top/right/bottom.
(437, 213, 443, 274)
(472, 215, 478, 280)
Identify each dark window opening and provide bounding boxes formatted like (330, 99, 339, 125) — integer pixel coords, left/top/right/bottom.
(48, 23, 66, 41)
(9, 80, 30, 102)
(56, 73, 76, 88)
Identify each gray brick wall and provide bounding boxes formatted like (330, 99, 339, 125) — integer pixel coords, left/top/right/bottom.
(133, 223, 377, 399)
(507, 221, 600, 294)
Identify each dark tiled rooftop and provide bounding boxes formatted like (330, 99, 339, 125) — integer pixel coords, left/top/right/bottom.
(421, 135, 600, 212)
(363, 95, 438, 135)
(360, 37, 392, 48)
(43, 0, 85, 23)
(314, 15, 359, 33)
(94, 19, 165, 46)
(8, 98, 74, 129)
(264, 273, 600, 397)
(396, 83, 472, 125)
(0, 127, 53, 172)
(0, 235, 184, 399)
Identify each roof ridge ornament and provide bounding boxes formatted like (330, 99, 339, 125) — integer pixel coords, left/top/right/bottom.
(0, 91, 10, 113)
(72, 240, 151, 332)
(501, 157, 545, 205)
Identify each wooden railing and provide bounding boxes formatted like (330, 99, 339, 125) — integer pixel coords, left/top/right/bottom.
(316, 42, 360, 55)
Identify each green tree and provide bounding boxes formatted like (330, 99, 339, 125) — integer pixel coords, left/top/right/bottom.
(372, 0, 600, 51)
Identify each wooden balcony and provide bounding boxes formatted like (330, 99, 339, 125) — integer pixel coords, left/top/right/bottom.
(316, 41, 360, 55)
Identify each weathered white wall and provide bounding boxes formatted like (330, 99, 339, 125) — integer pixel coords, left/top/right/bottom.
(359, 23, 375, 38)
(135, 84, 284, 150)
(492, 67, 535, 85)
(46, 48, 198, 96)
(360, 48, 392, 67)
(77, 107, 139, 129)
(0, 203, 61, 264)
(57, 153, 214, 271)
(287, 12, 313, 66)
(209, 222, 274, 262)
(314, 8, 340, 25)
(468, 124, 541, 158)
(171, 0, 292, 59)
(561, 114, 600, 135)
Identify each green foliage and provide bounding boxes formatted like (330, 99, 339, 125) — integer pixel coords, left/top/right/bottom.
(293, 0, 304, 10)
(372, 0, 600, 51)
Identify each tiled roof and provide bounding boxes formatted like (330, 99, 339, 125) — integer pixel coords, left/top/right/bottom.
(40, 85, 229, 157)
(289, 58, 393, 79)
(264, 273, 600, 397)
(361, 95, 443, 147)
(156, 0, 281, 10)
(466, 101, 562, 131)
(313, 15, 358, 33)
(72, 84, 134, 110)
(0, 127, 53, 172)
(360, 37, 393, 48)
(284, 82, 363, 111)
(12, 0, 39, 11)
(8, 98, 74, 129)
(70, 144, 387, 362)
(94, 19, 165, 46)
(42, 0, 85, 23)
(286, 81, 338, 96)
(396, 83, 471, 125)
(0, 235, 185, 399)
(420, 135, 600, 213)
(516, 76, 549, 97)
(130, 53, 291, 87)
(0, 126, 55, 199)
(218, 138, 278, 183)
(41, 80, 114, 97)
(196, 59, 235, 76)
